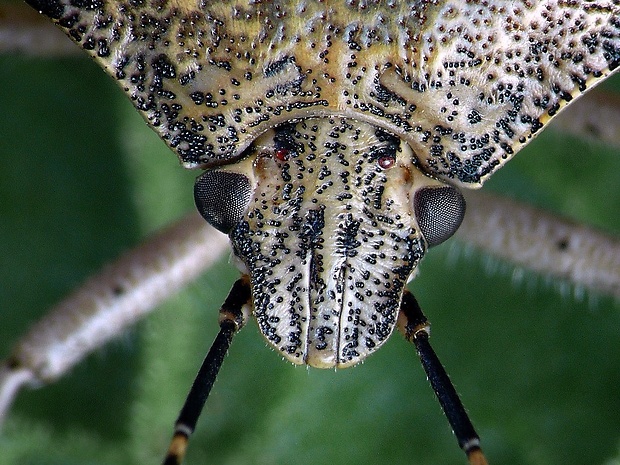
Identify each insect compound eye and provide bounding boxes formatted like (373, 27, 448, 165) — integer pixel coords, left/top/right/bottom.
(194, 170, 252, 234)
(414, 186, 466, 247)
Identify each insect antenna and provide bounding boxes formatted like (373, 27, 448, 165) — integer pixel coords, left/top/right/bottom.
(399, 291, 488, 465)
(164, 277, 252, 465)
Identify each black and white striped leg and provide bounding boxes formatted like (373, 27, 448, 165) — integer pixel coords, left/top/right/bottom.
(163, 276, 252, 465)
(398, 290, 488, 465)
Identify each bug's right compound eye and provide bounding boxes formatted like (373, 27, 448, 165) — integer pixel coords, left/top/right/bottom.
(194, 170, 252, 234)
(414, 186, 466, 247)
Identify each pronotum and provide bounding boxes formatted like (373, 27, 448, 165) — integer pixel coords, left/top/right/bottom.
(0, 2, 616, 461)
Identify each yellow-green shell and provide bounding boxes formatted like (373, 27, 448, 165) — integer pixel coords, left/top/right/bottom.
(29, 0, 619, 186)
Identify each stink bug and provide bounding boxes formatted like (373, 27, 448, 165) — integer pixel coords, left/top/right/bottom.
(0, 1, 619, 465)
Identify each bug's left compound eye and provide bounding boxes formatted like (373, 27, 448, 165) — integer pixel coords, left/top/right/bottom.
(414, 186, 466, 247)
(194, 170, 252, 234)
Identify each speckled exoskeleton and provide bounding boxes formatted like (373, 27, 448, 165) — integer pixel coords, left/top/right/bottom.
(5, 0, 620, 463)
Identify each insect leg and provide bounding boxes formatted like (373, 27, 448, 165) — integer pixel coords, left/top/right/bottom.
(164, 275, 252, 465)
(398, 291, 487, 465)
(0, 214, 228, 427)
(458, 191, 620, 299)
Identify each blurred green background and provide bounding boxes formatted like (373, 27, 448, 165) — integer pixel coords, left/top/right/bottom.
(1, 8, 619, 465)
